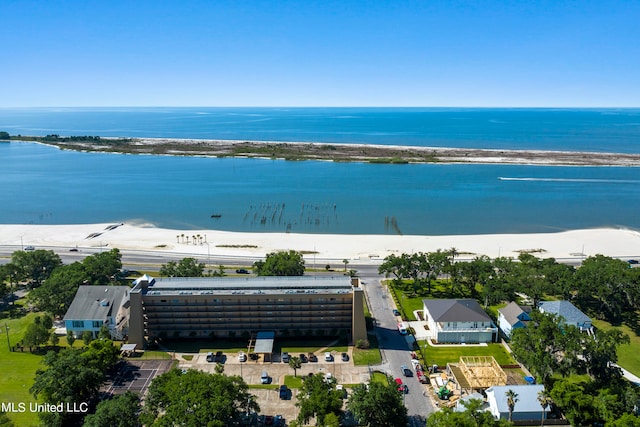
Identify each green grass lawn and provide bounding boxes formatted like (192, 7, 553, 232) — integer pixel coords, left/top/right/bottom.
(353, 334, 382, 366)
(0, 309, 44, 427)
(370, 371, 390, 385)
(420, 342, 516, 367)
(592, 319, 640, 376)
(284, 375, 304, 388)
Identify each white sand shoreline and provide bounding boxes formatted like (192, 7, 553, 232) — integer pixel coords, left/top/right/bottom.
(2, 223, 639, 263)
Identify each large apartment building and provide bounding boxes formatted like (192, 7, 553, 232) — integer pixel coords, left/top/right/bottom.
(128, 275, 367, 348)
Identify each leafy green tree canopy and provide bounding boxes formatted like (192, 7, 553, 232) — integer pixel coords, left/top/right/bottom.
(296, 373, 343, 426)
(83, 391, 141, 427)
(253, 250, 305, 276)
(159, 257, 205, 277)
(10, 249, 62, 287)
(142, 369, 258, 426)
(347, 380, 408, 427)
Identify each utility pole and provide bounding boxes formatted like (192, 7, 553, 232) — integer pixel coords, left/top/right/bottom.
(5, 323, 10, 352)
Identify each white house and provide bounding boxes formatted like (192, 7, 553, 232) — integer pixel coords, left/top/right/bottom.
(486, 384, 549, 421)
(497, 302, 531, 338)
(422, 299, 498, 344)
(538, 300, 592, 331)
(64, 286, 130, 340)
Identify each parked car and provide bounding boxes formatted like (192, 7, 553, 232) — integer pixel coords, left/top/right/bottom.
(281, 352, 290, 363)
(324, 352, 333, 362)
(299, 353, 308, 363)
(341, 352, 349, 362)
(261, 371, 270, 384)
(238, 352, 247, 362)
(392, 309, 401, 316)
(308, 353, 318, 362)
(214, 351, 224, 362)
(279, 385, 289, 400)
(206, 352, 214, 362)
(236, 268, 250, 274)
(401, 365, 413, 377)
(628, 259, 639, 265)
(24, 245, 35, 251)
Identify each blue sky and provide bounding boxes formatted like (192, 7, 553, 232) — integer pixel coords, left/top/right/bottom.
(2, 0, 639, 107)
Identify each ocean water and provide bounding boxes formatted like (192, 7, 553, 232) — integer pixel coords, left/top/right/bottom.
(0, 108, 639, 235)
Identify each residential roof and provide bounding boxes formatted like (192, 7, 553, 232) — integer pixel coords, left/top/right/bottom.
(538, 300, 591, 325)
(486, 384, 546, 414)
(63, 286, 130, 322)
(423, 299, 492, 323)
(498, 302, 531, 326)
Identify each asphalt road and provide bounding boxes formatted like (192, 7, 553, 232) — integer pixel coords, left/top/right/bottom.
(358, 270, 435, 425)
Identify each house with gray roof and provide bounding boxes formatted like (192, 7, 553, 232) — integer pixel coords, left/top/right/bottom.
(422, 299, 498, 343)
(538, 300, 592, 331)
(497, 302, 532, 338)
(486, 384, 549, 421)
(64, 286, 130, 340)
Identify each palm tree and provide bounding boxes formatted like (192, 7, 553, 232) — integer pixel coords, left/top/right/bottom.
(537, 389, 552, 426)
(180, 233, 185, 243)
(176, 235, 180, 243)
(342, 259, 349, 272)
(506, 389, 519, 422)
(288, 356, 302, 377)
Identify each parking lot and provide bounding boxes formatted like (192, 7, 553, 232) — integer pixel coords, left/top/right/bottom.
(178, 350, 372, 421)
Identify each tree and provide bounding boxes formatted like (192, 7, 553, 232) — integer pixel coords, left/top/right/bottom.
(505, 389, 519, 422)
(537, 389, 552, 426)
(289, 356, 302, 377)
(83, 391, 141, 427)
(510, 311, 582, 386)
(82, 330, 93, 345)
(254, 250, 305, 276)
(23, 316, 51, 348)
(426, 399, 511, 427)
(296, 373, 343, 426)
(378, 254, 405, 284)
(66, 330, 76, 347)
(31, 348, 105, 426)
(347, 380, 408, 427)
(10, 249, 62, 288)
(81, 339, 119, 372)
(0, 131, 10, 140)
(342, 259, 349, 271)
(575, 255, 636, 323)
(160, 257, 205, 277)
(29, 262, 87, 316)
(142, 369, 258, 426)
(50, 332, 60, 347)
(82, 249, 123, 285)
(0, 411, 14, 427)
(582, 328, 629, 384)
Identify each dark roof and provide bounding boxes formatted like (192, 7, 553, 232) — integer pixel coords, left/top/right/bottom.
(498, 302, 531, 326)
(63, 286, 130, 322)
(423, 299, 492, 323)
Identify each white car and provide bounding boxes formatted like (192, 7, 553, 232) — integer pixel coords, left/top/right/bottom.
(324, 352, 333, 362)
(238, 351, 247, 362)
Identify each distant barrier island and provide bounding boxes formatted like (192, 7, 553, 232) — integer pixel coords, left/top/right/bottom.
(3, 133, 640, 166)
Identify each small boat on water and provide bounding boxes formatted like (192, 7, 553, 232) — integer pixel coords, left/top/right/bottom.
(211, 213, 222, 218)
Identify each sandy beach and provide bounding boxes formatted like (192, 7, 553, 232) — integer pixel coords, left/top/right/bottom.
(1, 223, 639, 263)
